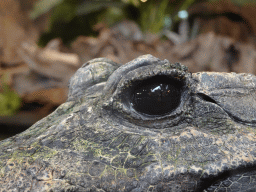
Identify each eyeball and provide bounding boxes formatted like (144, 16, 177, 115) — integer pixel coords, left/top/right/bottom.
(131, 75, 182, 116)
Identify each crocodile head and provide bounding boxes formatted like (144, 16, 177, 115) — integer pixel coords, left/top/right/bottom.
(0, 55, 255, 191)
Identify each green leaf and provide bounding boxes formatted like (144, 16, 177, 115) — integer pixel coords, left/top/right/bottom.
(51, 2, 77, 23)
(30, 0, 63, 19)
(121, 0, 141, 7)
(98, 7, 126, 27)
(0, 82, 21, 116)
(76, 1, 125, 15)
(179, 0, 196, 11)
(140, 0, 170, 34)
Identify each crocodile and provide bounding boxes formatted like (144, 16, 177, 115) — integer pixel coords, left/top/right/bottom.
(0, 54, 256, 191)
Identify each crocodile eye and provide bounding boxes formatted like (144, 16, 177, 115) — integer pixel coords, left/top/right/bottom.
(102, 62, 190, 129)
(132, 76, 181, 115)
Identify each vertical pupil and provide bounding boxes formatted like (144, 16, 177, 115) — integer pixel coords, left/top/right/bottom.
(132, 76, 181, 115)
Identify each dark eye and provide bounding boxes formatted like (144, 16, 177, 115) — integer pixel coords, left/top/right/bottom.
(131, 76, 182, 116)
(102, 64, 190, 129)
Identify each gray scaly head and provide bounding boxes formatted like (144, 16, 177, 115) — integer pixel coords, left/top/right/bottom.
(0, 55, 256, 191)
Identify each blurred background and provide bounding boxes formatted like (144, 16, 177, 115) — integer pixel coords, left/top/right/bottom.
(1, 0, 256, 140)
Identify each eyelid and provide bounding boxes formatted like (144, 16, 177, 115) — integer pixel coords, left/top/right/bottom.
(102, 55, 167, 96)
(116, 64, 187, 92)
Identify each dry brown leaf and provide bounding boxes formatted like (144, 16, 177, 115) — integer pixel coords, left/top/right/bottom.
(18, 42, 80, 82)
(0, 0, 46, 65)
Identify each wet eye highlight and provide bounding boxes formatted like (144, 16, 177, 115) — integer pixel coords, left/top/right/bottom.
(131, 75, 182, 116)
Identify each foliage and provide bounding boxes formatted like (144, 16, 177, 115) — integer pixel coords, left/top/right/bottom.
(0, 76, 21, 116)
(30, 0, 256, 46)
(139, 0, 169, 34)
(32, 0, 127, 46)
(30, 0, 63, 19)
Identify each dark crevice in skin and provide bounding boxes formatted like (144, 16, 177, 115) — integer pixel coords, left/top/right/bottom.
(224, 110, 256, 127)
(196, 93, 256, 127)
(196, 93, 218, 105)
(197, 164, 256, 191)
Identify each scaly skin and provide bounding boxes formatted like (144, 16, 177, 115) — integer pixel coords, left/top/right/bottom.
(0, 55, 255, 191)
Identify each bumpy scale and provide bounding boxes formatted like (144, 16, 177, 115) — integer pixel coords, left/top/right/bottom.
(0, 55, 256, 191)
